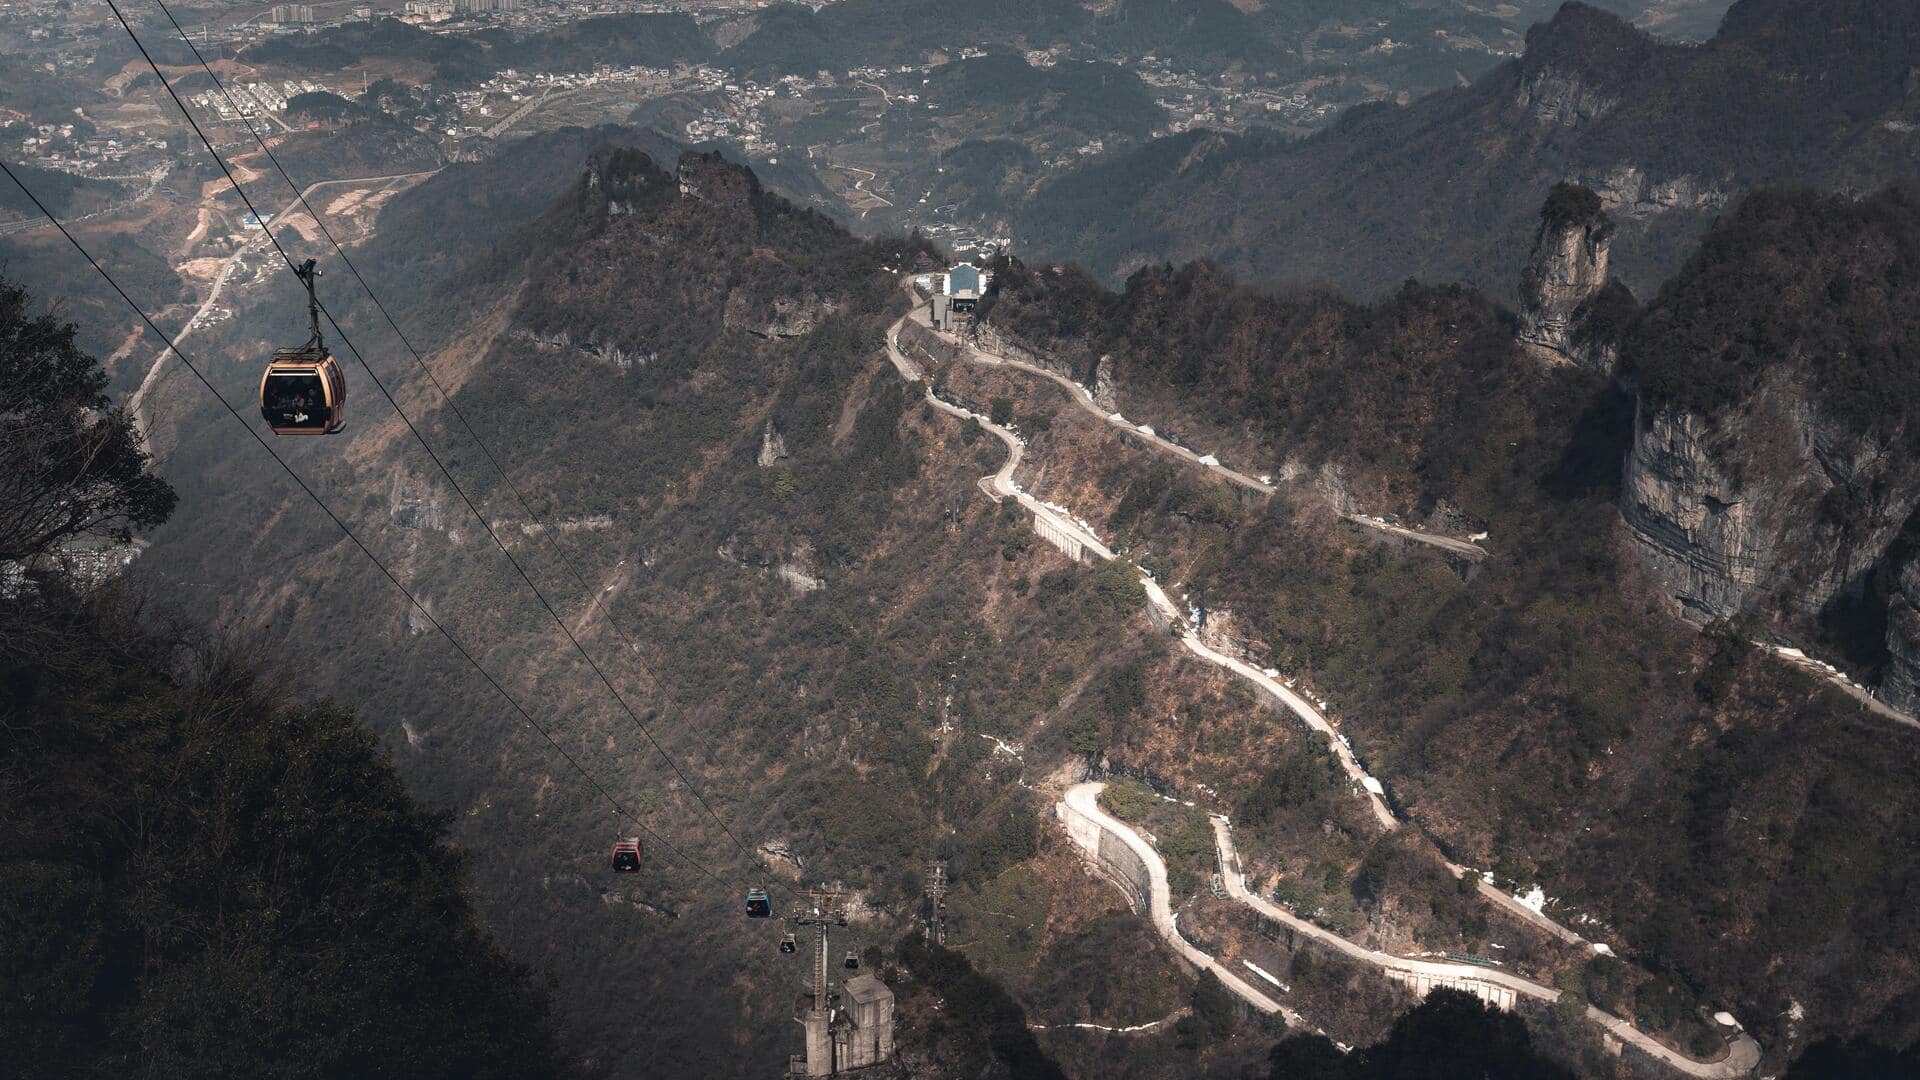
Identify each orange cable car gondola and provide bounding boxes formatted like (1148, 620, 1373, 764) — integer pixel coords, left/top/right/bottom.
(610, 837, 643, 873)
(259, 259, 346, 436)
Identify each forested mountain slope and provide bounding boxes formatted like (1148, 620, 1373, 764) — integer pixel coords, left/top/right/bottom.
(1617, 185, 1920, 712)
(1017, 0, 1920, 300)
(0, 280, 577, 1079)
(973, 185, 1920, 1066)
(122, 147, 1235, 1077)
(77, 129, 1920, 1075)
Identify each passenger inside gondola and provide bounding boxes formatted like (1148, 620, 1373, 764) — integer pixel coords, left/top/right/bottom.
(264, 371, 326, 430)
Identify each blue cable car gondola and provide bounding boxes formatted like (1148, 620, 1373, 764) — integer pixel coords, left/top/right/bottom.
(746, 888, 773, 918)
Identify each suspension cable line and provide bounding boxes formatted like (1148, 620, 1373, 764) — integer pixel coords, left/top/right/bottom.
(105, 0, 764, 873)
(0, 157, 741, 894)
(144, 0, 738, 796)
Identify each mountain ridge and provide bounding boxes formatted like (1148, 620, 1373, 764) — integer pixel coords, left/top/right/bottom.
(1015, 0, 1920, 300)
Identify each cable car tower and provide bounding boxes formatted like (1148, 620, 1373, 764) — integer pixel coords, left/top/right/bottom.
(785, 889, 891, 1076)
(794, 889, 848, 1017)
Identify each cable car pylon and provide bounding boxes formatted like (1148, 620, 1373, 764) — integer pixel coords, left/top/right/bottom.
(793, 889, 848, 1014)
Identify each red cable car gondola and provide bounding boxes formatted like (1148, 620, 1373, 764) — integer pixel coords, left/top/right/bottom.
(610, 837, 643, 873)
(260, 259, 346, 436)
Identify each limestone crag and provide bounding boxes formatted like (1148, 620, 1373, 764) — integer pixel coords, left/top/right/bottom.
(1087, 353, 1119, 411)
(725, 290, 838, 338)
(1887, 557, 1920, 714)
(1518, 184, 1618, 370)
(757, 420, 790, 466)
(388, 468, 448, 533)
(1512, 65, 1619, 128)
(1622, 381, 1920, 632)
(1584, 164, 1730, 219)
(970, 320, 1073, 382)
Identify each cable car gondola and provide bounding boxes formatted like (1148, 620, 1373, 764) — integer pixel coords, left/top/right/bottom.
(843, 951, 860, 971)
(780, 932, 797, 954)
(260, 259, 346, 436)
(746, 888, 773, 918)
(610, 837, 643, 873)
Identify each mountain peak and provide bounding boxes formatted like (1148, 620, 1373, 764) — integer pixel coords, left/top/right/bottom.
(1520, 2, 1661, 88)
(565, 145, 673, 226)
(674, 150, 763, 210)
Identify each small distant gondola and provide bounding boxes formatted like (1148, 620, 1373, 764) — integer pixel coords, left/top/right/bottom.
(259, 259, 346, 436)
(746, 888, 773, 918)
(780, 932, 797, 954)
(610, 837, 643, 873)
(843, 951, 860, 971)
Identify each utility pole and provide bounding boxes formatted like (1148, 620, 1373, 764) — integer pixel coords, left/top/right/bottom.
(925, 862, 947, 947)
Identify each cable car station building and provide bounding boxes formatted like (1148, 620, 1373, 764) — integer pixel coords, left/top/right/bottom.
(928, 262, 990, 331)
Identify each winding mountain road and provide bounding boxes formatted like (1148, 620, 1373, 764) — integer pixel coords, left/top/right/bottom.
(1061, 783, 1297, 1023)
(897, 293, 1635, 933)
(894, 302, 1571, 895)
(1213, 806, 1760, 1077)
(891, 297, 1760, 1074)
(1064, 783, 1758, 1077)
(905, 301, 1486, 560)
(890, 325, 1111, 561)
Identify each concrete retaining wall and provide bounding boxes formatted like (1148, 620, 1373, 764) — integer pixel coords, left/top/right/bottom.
(1057, 800, 1150, 913)
(1032, 515, 1088, 563)
(1383, 967, 1519, 1011)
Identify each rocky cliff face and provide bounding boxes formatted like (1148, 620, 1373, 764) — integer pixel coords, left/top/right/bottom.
(1583, 164, 1730, 220)
(1887, 556, 1920, 713)
(1511, 65, 1620, 129)
(724, 289, 839, 338)
(1622, 378, 1920, 639)
(1619, 185, 1920, 709)
(757, 419, 789, 466)
(1518, 184, 1632, 373)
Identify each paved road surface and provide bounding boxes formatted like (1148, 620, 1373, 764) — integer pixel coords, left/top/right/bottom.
(479, 86, 582, 140)
(900, 303, 1760, 1075)
(1769, 643, 1918, 728)
(1208, 810, 1761, 1077)
(1061, 783, 1297, 1022)
(904, 299, 1487, 561)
